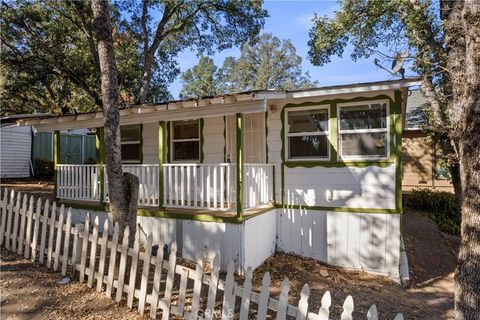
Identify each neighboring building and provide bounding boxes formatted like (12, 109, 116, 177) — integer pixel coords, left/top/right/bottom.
(0, 123, 32, 178)
(17, 78, 419, 280)
(402, 89, 454, 192)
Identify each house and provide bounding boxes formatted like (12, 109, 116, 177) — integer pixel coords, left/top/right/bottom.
(402, 89, 454, 192)
(0, 122, 32, 178)
(16, 78, 419, 279)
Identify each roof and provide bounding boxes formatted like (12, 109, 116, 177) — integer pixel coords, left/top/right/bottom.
(405, 89, 429, 130)
(16, 77, 421, 132)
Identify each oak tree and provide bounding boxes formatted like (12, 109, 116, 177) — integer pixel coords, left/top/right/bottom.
(308, 1, 480, 318)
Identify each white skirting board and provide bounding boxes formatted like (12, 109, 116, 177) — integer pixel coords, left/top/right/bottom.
(276, 208, 402, 279)
(69, 208, 401, 278)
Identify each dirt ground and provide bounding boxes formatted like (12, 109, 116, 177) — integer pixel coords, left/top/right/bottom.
(0, 179, 458, 319)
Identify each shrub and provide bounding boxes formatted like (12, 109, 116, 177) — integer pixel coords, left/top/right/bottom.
(404, 188, 460, 235)
(34, 159, 54, 177)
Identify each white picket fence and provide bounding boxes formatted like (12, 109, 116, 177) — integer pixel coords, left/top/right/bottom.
(0, 189, 404, 320)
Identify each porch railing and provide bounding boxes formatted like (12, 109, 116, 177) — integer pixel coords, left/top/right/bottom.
(57, 164, 100, 201)
(163, 163, 236, 210)
(104, 164, 159, 207)
(57, 163, 274, 212)
(244, 164, 274, 210)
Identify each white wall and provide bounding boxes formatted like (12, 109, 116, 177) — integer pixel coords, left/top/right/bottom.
(203, 116, 225, 163)
(142, 122, 159, 164)
(277, 208, 401, 278)
(284, 164, 396, 209)
(266, 108, 282, 202)
(243, 210, 277, 270)
(0, 125, 32, 178)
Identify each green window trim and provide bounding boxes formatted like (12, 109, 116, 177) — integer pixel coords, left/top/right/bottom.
(120, 124, 143, 164)
(284, 104, 331, 161)
(168, 119, 204, 163)
(336, 99, 390, 161)
(280, 92, 404, 213)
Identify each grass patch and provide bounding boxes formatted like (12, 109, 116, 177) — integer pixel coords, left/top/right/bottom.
(404, 188, 460, 235)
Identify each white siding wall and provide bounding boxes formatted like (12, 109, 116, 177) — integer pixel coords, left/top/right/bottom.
(0, 125, 32, 178)
(284, 164, 396, 209)
(243, 210, 277, 270)
(266, 109, 282, 202)
(277, 208, 401, 277)
(181, 220, 243, 271)
(203, 116, 225, 163)
(142, 122, 159, 164)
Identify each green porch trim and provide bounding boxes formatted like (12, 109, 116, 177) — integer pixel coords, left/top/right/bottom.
(265, 111, 269, 163)
(393, 90, 403, 213)
(53, 130, 60, 198)
(275, 204, 400, 214)
(199, 118, 204, 163)
(223, 116, 227, 162)
(58, 199, 276, 224)
(166, 122, 171, 163)
(158, 121, 167, 209)
(96, 127, 105, 204)
(236, 113, 244, 218)
(139, 124, 144, 164)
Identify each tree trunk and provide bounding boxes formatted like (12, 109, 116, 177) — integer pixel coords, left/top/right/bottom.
(91, 0, 138, 245)
(137, 52, 155, 104)
(453, 1, 480, 319)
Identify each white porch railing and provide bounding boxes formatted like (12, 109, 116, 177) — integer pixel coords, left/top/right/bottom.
(104, 165, 159, 207)
(163, 163, 236, 210)
(57, 164, 100, 201)
(57, 163, 274, 211)
(244, 164, 274, 210)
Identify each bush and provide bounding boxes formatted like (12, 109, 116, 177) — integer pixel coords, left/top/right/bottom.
(34, 159, 54, 177)
(404, 188, 460, 235)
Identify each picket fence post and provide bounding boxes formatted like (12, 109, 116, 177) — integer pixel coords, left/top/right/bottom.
(96, 219, 109, 292)
(149, 235, 165, 319)
(30, 198, 42, 261)
(106, 222, 120, 298)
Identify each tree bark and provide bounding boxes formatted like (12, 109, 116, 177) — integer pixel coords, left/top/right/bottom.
(452, 1, 480, 319)
(91, 0, 138, 245)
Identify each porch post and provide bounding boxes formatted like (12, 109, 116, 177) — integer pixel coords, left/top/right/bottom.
(158, 121, 167, 209)
(236, 113, 244, 218)
(53, 130, 60, 199)
(96, 127, 105, 204)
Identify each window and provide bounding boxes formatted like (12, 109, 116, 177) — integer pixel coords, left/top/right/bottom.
(338, 101, 389, 160)
(286, 106, 330, 160)
(121, 125, 141, 163)
(171, 120, 200, 161)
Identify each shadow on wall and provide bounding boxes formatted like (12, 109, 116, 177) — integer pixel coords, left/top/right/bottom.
(284, 163, 396, 210)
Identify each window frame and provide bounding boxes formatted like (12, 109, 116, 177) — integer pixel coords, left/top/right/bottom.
(285, 104, 331, 161)
(170, 119, 201, 163)
(337, 99, 390, 161)
(120, 124, 142, 164)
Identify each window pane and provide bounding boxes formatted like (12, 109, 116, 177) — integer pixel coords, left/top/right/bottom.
(121, 144, 141, 161)
(173, 141, 199, 161)
(173, 120, 199, 139)
(288, 109, 328, 133)
(339, 104, 387, 130)
(121, 125, 141, 142)
(288, 135, 328, 159)
(340, 132, 387, 157)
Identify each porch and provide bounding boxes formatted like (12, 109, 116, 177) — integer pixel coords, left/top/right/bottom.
(56, 162, 274, 215)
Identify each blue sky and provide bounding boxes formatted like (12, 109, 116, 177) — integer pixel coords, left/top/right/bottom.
(168, 1, 408, 98)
